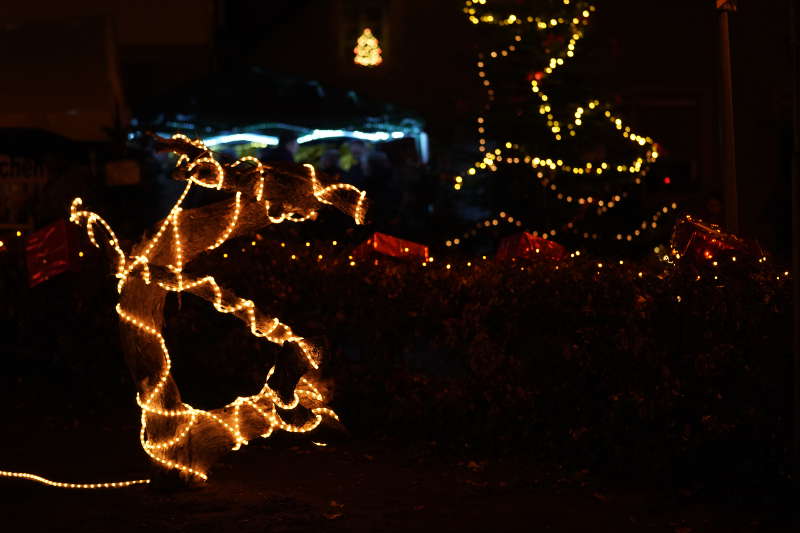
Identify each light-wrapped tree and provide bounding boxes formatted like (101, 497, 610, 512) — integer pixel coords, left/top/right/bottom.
(447, 0, 677, 248)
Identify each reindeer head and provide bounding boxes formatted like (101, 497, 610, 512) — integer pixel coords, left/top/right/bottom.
(154, 134, 367, 227)
(71, 134, 369, 289)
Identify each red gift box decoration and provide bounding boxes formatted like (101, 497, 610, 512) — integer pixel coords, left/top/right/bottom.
(25, 219, 78, 287)
(353, 232, 429, 262)
(495, 232, 567, 262)
(670, 214, 763, 264)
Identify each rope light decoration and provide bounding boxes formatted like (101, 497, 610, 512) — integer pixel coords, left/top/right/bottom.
(0, 471, 150, 489)
(1, 134, 367, 489)
(450, 0, 674, 246)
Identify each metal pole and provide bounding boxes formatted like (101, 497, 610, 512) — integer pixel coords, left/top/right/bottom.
(789, 0, 800, 489)
(717, 1, 739, 234)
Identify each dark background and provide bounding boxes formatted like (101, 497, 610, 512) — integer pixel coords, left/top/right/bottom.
(0, 2, 796, 531)
(0, 0, 793, 253)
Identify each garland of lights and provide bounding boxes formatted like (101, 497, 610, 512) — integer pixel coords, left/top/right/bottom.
(448, 0, 675, 246)
(221, 231, 781, 280)
(0, 134, 366, 489)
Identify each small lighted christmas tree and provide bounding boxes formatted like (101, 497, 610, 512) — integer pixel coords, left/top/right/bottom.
(354, 28, 383, 67)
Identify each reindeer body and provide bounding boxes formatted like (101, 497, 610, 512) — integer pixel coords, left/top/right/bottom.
(70, 135, 366, 482)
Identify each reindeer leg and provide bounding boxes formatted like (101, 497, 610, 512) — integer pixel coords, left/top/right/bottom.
(135, 267, 339, 465)
(162, 268, 338, 425)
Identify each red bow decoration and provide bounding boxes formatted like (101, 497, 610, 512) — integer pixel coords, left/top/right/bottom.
(495, 232, 566, 262)
(353, 232, 429, 262)
(670, 214, 763, 265)
(25, 219, 79, 287)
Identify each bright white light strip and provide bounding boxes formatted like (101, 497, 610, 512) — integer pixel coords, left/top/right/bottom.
(204, 133, 279, 147)
(418, 132, 430, 164)
(296, 130, 344, 143)
(203, 130, 408, 148)
(296, 129, 405, 144)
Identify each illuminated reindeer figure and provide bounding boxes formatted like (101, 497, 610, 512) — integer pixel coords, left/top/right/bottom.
(69, 134, 367, 484)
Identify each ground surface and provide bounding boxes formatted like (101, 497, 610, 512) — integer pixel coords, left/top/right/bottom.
(0, 418, 796, 533)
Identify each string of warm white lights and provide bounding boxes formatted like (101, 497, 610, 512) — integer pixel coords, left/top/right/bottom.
(446, 200, 679, 247)
(451, 0, 672, 246)
(183, 232, 789, 283)
(63, 210, 773, 279)
(1, 134, 365, 489)
(0, 471, 150, 489)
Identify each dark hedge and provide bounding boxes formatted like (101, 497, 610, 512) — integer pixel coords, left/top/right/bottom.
(1, 233, 792, 489)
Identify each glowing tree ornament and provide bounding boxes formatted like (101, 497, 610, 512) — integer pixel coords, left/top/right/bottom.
(354, 28, 383, 67)
(1, 134, 367, 489)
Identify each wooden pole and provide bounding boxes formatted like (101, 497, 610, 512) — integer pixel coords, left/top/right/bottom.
(717, 0, 739, 234)
(789, 0, 800, 489)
